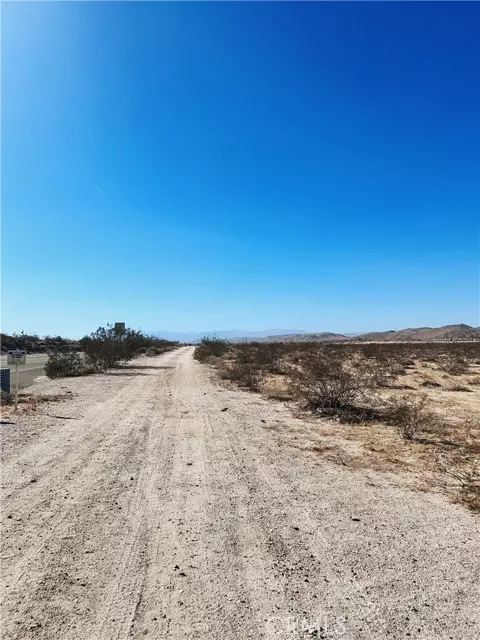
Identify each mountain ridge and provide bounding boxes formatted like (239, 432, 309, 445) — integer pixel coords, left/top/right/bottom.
(259, 324, 480, 343)
(151, 324, 480, 343)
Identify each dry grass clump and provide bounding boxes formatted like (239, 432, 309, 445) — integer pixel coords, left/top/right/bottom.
(445, 383, 472, 392)
(1, 391, 73, 416)
(420, 379, 442, 388)
(1, 390, 13, 406)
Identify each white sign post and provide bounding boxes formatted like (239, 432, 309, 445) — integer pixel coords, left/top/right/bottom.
(7, 350, 27, 410)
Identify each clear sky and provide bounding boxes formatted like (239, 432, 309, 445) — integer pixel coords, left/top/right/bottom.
(2, 1, 479, 338)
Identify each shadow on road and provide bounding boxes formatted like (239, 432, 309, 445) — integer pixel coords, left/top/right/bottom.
(118, 365, 175, 371)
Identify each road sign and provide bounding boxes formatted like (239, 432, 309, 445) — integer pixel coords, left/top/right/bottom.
(7, 349, 26, 365)
(6, 350, 26, 410)
(114, 322, 125, 336)
(1, 369, 10, 394)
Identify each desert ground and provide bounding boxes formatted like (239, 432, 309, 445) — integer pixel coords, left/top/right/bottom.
(1, 346, 479, 639)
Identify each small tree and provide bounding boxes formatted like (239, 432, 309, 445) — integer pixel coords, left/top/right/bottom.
(80, 325, 144, 372)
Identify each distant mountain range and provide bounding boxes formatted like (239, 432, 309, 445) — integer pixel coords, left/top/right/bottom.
(151, 329, 307, 343)
(255, 324, 480, 343)
(152, 324, 480, 343)
(352, 324, 480, 342)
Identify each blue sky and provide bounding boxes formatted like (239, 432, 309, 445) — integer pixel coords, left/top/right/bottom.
(2, 2, 479, 337)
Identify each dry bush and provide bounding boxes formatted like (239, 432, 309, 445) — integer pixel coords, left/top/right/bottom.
(386, 394, 438, 441)
(261, 378, 293, 401)
(145, 346, 173, 357)
(216, 360, 232, 379)
(438, 354, 468, 375)
(467, 376, 480, 386)
(438, 454, 480, 512)
(288, 351, 375, 418)
(231, 343, 285, 375)
(193, 337, 230, 362)
(357, 357, 405, 388)
(222, 362, 261, 391)
(1, 390, 12, 405)
(421, 379, 442, 388)
(445, 383, 472, 392)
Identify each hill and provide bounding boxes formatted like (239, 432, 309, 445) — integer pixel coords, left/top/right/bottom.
(355, 324, 480, 342)
(258, 332, 348, 343)
(257, 324, 480, 343)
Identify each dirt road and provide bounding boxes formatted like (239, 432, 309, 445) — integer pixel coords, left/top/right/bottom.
(1, 347, 479, 639)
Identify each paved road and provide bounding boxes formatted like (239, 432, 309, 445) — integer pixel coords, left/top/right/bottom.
(1, 347, 479, 640)
(0, 353, 49, 390)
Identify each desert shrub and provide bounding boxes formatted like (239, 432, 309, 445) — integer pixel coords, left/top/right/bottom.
(79, 325, 175, 371)
(193, 337, 230, 362)
(439, 354, 468, 375)
(216, 361, 232, 379)
(421, 379, 441, 388)
(458, 469, 480, 512)
(1, 390, 12, 405)
(357, 357, 405, 388)
(468, 376, 480, 386)
(146, 346, 169, 356)
(386, 394, 437, 441)
(45, 351, 84, 379)
(232, 362, 261, 390)
(234, 343, 284, 374)
(288, 350, 374, 415)
(439, 454, 480, 512)
(445, 384, 471, 392)
(221, 362, 261, 391)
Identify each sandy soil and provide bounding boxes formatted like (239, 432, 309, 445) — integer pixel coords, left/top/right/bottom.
(1, 346, 479, 640)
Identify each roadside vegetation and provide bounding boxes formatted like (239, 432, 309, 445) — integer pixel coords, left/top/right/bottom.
(44, 324, 178, 378)
(195, 339, 480, 512)
(1, 331, 77, 354)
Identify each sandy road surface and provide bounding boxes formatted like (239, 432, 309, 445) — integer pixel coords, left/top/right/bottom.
(1, 347, 479, 640)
